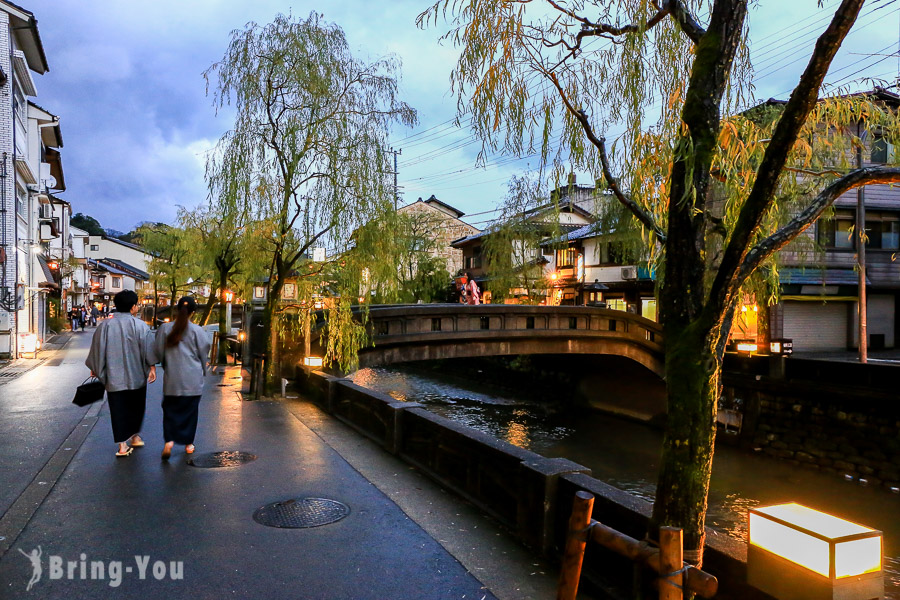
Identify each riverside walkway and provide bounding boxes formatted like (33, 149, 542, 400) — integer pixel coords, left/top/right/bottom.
(0, 330, 559, 599)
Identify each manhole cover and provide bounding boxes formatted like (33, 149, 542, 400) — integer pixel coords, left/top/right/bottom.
(253, 498, 350, 528)
(187, 451, 257, 468)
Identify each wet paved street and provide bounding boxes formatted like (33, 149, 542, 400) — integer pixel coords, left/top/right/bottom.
(0, 331, 498, 599)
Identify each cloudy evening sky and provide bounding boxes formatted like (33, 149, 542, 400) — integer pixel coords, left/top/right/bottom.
(23, 0, 900, 233)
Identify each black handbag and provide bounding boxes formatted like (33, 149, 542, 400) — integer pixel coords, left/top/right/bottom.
(73, 377, 105, 407)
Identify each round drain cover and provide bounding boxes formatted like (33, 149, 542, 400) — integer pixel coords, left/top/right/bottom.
(187, 451, 257, 468)
(253, 498, 350, 528)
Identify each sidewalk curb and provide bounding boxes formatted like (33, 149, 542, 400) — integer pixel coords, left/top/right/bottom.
(0, 400, 104, 560)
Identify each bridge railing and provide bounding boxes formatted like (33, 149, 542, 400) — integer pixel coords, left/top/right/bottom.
(362, 304, 663, 347)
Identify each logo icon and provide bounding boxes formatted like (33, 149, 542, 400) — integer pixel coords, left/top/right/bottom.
(18, 546, 42, 591)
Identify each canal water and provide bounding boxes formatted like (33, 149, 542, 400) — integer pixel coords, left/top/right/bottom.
(351, 364, 900, 597)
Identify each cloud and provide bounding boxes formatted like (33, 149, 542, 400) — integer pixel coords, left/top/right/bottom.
(22, 0, 900, 235)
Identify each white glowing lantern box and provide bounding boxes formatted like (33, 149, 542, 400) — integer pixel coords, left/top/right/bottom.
(748, 503, 883, 600)
(302, 356, 324, 368)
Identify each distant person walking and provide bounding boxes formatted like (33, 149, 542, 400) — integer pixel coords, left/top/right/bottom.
(90, 305, 99, 326)
(466, 275, 480, 305)
(69, 307, 80, 332)
(152, 297, 211, 460)
(85, 290, 156, 457)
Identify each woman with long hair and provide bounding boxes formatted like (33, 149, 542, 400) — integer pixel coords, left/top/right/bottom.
(152, 297, 211, 460)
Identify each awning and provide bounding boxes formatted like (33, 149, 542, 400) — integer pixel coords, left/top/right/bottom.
(780, 268, 869, 286)
(44, 147, 65, 191)
(35, 254, 58, 289)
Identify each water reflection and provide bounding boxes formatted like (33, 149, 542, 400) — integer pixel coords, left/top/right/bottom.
(352, 365, 900, 597)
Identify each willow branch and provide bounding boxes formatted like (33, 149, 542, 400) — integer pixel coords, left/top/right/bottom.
(546, 72, 665, 241)
(707, 0, 864, 320)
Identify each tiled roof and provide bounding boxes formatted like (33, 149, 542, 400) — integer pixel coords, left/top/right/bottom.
(101, 258, 149, 280)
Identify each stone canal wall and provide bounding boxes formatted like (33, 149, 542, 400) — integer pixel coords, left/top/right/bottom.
(724, 357, 900, 492)
(299, 369, 771, 600)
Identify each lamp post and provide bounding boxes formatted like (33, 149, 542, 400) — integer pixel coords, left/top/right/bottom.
(223, 289, 234, 337)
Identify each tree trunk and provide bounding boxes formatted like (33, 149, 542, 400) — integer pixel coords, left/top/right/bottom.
(650, 321, 719, 565)
(260, 274, 286, 396)
(199, 275, 218, 326)
(152, 283, 159, 326)
(215, 261, 231, 364)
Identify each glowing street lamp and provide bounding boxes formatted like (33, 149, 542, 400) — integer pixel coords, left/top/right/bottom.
(748, 503, 883, 600)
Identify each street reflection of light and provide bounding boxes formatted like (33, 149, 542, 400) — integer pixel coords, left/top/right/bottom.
(215, 367, 244, 447)
(505, 422, 529, 448)
(389, 391, 407, 402)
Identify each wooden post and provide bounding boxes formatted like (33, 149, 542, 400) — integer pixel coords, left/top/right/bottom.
(557, 491, 594, 600)
(658, 527, 683, 600)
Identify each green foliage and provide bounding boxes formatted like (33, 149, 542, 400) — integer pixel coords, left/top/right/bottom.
(483, 172, 558, 303)
(323, 298, 369, 372)
(134, 223, 199, 302)
(205, 12, 417, 374)
(70, 213, 104, 236)
(399, 256, 452, 303)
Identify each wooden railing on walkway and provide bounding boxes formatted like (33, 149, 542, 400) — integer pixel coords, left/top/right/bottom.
(557, 491, 718, 600)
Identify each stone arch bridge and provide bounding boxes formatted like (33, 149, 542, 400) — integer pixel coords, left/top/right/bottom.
(311, 304, 664, 377)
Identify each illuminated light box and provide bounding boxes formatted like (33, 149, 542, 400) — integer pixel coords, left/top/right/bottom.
(736, 341, 758, 354)
(748, 503, 883, 600)
(303, 356, 324, 368)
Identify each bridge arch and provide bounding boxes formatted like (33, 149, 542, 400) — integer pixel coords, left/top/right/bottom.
(324, 304, 664, 378)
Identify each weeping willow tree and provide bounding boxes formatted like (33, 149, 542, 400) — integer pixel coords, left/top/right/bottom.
(420, 0, 900, 562)
(205, 12, 417, 388)
(178, 199, 249, 364)
(483, 172, 558, 303)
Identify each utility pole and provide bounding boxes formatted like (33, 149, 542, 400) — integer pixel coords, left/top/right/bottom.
(856, 124, 867, 364)
(389, 147, 401, 209)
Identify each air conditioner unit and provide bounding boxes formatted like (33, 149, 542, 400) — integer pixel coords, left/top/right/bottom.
(39, 203, 52, 219)
(621, 266, 637, 280)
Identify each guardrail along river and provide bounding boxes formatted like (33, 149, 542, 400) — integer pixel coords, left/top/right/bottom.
(351, 364, 900, 597)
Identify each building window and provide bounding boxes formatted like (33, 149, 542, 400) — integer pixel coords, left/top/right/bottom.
(465, 246, 482, 270)
(817, 210, 854, 249)
(112, 277, 122, 289)
(13, 86, 25, 126)
(641, 299, 658, 322)
(15, 189, 26, 218)
(607, 298, 627, 312)
(871, 136, 895, 164)
(556, 247, 577, 267)
(818, 210, 900, 250)
(90, 244, 99, 251)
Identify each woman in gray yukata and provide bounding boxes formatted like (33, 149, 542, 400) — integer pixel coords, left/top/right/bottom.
(151, 296, 211, 460)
